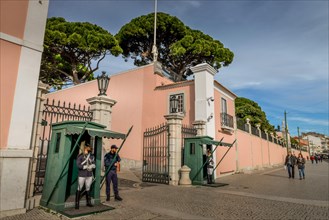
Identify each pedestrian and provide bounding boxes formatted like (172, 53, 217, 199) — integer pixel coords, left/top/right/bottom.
(284, 151, 296, 179)
(104, 145, 123, 202)
(315, 154, 318, 164)
(76, 142, 95, 209)
(296, 153, 306, 180)
(206, 149, 214, 184)
(310, 155, 314, 164)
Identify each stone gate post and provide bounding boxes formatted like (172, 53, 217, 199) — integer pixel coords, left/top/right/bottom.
(86, 96, 116, 200)
(164, 113, 184, 186)
(193, 120, 206, 136)
(26, 81, 49, 209)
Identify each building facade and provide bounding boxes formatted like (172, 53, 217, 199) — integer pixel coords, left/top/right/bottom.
(0, 0, 49, 217)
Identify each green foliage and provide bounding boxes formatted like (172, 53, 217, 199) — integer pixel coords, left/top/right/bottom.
(116, 12, 234, 81)
(40, 17, 122, 89)
(235, 97, 275, 133)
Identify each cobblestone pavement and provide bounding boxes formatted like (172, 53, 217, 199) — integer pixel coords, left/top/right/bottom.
(1, 160, 328, 220)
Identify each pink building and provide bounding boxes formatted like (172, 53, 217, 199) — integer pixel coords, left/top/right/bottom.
(45, 62, 305, 185)
(45, 63, 240, 180)
(0, 0, 49, 217)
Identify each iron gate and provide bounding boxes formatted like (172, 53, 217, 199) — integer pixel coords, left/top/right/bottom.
(142, 123, 169, 184)
(34, 99, 93, 194)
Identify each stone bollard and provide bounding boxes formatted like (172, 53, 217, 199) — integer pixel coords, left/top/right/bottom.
(179, 165, 192, 186)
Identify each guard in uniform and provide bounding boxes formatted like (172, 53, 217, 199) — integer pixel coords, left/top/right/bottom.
(76, 142, 95, 209)
(104, 145, 122, 201)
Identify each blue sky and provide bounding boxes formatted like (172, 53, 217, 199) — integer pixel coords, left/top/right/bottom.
(48, 0, 329, 136)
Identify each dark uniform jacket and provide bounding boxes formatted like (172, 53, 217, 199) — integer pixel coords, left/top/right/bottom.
(77, 153, 95, 177)
(104, 152, 121, 171)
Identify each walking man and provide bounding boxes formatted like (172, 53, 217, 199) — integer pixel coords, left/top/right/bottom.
(285, 151, 296, 179)
(104, 145, 123, 202)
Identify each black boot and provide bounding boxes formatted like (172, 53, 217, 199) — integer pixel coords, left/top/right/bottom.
(114, 194, 122, 201)
(86, 191, 93, 207)
(75, 190, 80, 209)
(207, 175, 211, 184)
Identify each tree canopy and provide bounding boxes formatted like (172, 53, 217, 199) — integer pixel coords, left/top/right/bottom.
(116, 12, 234, 81)
(40, 17, 122, 88)
(235, 97, 275, 133)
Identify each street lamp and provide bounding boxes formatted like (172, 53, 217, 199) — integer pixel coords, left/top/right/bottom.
(170, 95, 179, 113)
(97, 71, 110, 96)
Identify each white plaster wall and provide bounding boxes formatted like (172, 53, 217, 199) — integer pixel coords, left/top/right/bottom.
(192, 64, 217, 178)
(24, 0, 49, 48)
(7, 47, 42, 149)
(0, 1, 49, 216)
(0, 158, 30, 211)
(192, 64, 216, 138)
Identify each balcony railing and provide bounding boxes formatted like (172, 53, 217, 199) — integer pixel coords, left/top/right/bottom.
(221, 113, 234, 129)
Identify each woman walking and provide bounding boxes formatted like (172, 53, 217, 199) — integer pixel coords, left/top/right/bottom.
(296, 153, 306, 180)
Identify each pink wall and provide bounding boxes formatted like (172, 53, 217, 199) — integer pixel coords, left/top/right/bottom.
(235, 129, 310, 172)
(46, 64, 308, 174)
(213, 88, 236, 176)
(0, 0, 28, 39)
(46, 65, 197, 161)
(0, 41, 21, 148)
(236, 130, 253, 169)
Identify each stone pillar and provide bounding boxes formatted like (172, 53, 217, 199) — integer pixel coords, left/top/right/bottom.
(86, 95, 117, 200)
(256, 124, 264, 169)
(193, 120, 206, 136)
(269, 132, 274, 166)
(246, 118, 254, 168)
(179, 165, 191, 186)
(164, 113, 184, 186)
(26, 82, 49, 209)
(190, 63, 216, 138)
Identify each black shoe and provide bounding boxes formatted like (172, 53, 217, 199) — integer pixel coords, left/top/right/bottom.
(115, 195, 123, 201)
(106, 195, 110, 201)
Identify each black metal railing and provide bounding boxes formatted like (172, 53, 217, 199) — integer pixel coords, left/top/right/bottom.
(33, 99, 92, 195)
(221, 113, 234, 128)
(236, 117, 249, 132)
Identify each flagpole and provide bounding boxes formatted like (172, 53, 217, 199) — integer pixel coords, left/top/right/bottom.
(152, 0, 158, 62)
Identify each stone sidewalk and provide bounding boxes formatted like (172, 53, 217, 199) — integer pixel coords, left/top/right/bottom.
(1, 161, 328, 219)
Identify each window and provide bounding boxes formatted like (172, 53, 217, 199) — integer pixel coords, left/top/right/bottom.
(190, 143, 195, 155)
(54, 133, 61, 153)
(169, 93, 184, 113)
(221, 98, 227, 114)
(220, 98, 234, 128)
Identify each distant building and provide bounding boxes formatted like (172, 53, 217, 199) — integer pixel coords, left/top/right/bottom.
(302, 132, 328, 154)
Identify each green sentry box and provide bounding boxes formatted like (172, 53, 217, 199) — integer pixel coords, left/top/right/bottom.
(40, 121, 125, 212)
(183, 136, 221, 185)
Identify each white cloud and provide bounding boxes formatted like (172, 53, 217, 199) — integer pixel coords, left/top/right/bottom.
(187, 1, 202, 8)
(289, 117, 329, 127)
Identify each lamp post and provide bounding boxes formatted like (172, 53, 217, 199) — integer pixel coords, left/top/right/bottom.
(97, 71, 110, 96)
(170, 95, 179, 113)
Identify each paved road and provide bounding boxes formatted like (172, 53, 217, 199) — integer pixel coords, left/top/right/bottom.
(1, 160, 328, 219)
